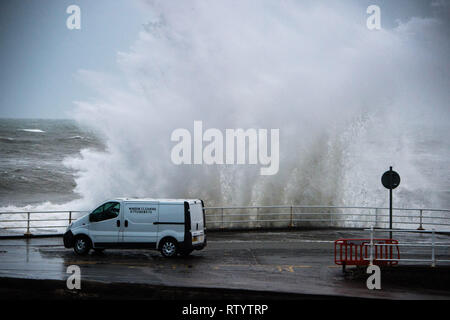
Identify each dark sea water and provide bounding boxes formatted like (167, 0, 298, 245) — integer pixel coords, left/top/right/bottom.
(0, 119, 104, 206)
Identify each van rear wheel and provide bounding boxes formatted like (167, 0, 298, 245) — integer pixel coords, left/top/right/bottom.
(160, 238, 178, 258)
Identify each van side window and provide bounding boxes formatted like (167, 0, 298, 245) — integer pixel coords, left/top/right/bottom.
(90, 202, 120, 222)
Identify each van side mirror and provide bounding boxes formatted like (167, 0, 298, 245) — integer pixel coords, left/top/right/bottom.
(89, 213, 95, 222)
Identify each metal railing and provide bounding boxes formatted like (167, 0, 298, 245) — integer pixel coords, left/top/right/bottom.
(365, 227, 450, 267)
(0, 210, 88, 236)
(0, 205, 449, 236)
(203, 205, 450, 230)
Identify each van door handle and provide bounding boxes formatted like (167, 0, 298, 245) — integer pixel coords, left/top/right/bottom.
(117, 220, 120, 227)
(125, 220, 128, 228)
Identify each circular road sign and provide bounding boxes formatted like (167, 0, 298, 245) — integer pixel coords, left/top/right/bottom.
(381, 170, 401, 190)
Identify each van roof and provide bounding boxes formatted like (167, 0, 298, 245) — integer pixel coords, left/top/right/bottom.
(112, 198, 202, 205)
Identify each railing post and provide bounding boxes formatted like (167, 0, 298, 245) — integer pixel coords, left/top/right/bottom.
(431, 229, 436, 267)
(69, 211, 72, 225)
(289, 206, 293, 228)
(256, 207, 260, 228)
(369, 226, 374, 265)
(417, 210, 424, 230)
(24, 212, 32, 237)
(375, 208, 379, 228)
(221, 208, 224, 230)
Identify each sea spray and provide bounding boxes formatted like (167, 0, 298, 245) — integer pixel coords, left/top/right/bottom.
(1, 1, 449, 229)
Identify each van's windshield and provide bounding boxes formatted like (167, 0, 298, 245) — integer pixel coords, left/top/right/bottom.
(90, 202, 120, 222)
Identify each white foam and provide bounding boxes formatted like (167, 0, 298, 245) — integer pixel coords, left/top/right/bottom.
(66, 2, 450, 212)
(6, 2, 448, 229)
(18, 129, 45, 133)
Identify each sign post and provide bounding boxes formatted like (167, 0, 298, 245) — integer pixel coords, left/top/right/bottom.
(381, 166, 401, 239)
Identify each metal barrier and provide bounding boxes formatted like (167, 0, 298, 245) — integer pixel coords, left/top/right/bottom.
(335, 238, 400, 268)
(0, 205, 449, 236)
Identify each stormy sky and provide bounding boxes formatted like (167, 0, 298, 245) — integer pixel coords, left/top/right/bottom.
(0, 0, 449, 118)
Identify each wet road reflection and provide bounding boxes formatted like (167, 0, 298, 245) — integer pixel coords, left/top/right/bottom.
(0, 230, 449, 299)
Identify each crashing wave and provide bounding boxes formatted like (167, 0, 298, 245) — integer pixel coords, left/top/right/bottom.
(18, 129, 46, 133)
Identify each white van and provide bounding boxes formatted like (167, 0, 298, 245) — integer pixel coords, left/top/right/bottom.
(63, 198, 207, 257)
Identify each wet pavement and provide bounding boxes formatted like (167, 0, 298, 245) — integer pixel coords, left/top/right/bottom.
(0, 229, 449, 299)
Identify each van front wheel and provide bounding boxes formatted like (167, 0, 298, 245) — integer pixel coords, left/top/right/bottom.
(160, 238, 178, 258)
(74, 236, 91, 255)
